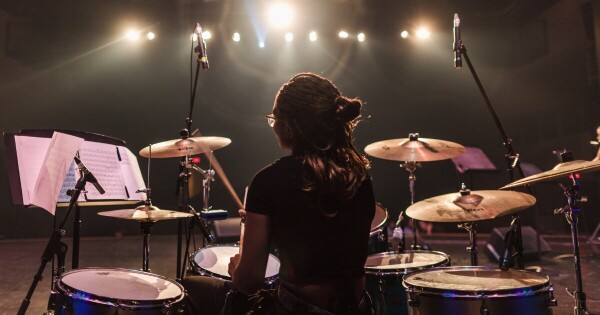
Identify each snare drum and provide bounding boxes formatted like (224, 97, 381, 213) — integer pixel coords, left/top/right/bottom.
(189, 245, 280, 288)
(365, 250, 451, 315)
(368, 203, 389, 254)
(402, 266, 557, 315)
(54, 268, 184, 315)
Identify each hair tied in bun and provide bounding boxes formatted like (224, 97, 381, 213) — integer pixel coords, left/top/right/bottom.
(335, 96, 361, 122)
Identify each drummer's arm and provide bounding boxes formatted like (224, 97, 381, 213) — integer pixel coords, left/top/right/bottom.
(594, 148, 600, 161)
(231, 211, 271, 294)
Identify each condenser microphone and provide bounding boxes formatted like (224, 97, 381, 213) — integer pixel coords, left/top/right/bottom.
(194, 23, 209, 69)
(74, 156, 105, 194)
(453, 13, 462, 69)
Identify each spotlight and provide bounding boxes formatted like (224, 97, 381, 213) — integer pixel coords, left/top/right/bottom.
(268, 3, 293, 28)
(125, 29, 141, 41)
(357, 32, 365, 42)
(416, 27, 430, 39)
(202, 30, 212, 40)
(400, 30, 409, 39)
(259, 41, 265, 48)
(146, 32, 155, 40)
(232, 32, 241, 42)
(309, 31, 317, 42)
(284, 32, 294, 42)
(338, 31, 349, 39)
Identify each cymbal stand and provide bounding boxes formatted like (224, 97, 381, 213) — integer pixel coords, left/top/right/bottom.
(400, 160, 421, 250)
(554, 173, 592, 315)
(458, 222, 478, 266)
(457, 33, 528, 269)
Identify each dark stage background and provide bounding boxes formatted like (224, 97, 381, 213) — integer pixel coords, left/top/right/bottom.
(1, 0, 599, 240)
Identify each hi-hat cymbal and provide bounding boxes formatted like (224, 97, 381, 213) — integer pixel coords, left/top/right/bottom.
(98, 205, 192, 222)
(406, 190, 536, 223)
(139, 137, 231, 158)
(501, 160, 600, 190)
(364, 136, 466, 162)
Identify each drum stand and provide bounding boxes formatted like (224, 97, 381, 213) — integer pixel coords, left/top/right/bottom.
(400, 160, 422, 250)
(554, 173, 592, 315)
(458, 222, 478, 266)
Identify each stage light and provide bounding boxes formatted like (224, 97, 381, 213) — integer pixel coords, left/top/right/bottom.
(357, 32, 365, 42)
(259, 41, 265, 48)
(416, 27, 430, 39)
(268, 2, 293, 28)
(284, 32, 294, 42)
(146, 32, 155, 40)
(400, 31, 409, 39)
(202, 30, 212, 40)
(309, 31, 317, 42)
(125, 29, 141, 41)
(232, 32, 241, 42)
(338, 31, 349, 39)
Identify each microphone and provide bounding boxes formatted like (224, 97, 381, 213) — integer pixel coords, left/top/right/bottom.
(194, 23, 209, 69)
(74, 156, 105, 194)
(453, 13, 462, 69)
(189, 206, 215, 242)
(499, 225, 515, 270)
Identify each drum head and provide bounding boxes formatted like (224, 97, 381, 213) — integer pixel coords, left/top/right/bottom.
(403, 266, 550, 295)
(371, 203, 388, 232)
(365, 251, 450, 274)
(193, 245, 280, 279)
(60, 268, 183, 301)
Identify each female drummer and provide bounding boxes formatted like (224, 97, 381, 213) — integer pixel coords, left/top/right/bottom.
(184, 72, 375, 314)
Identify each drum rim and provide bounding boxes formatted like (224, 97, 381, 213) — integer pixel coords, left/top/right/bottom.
(190, 244, 280, 282)
(57, 267, 185, 309)
(364, 250, 451, 275)
(371, 202, 389, 233)
(401, 266, 552, 299)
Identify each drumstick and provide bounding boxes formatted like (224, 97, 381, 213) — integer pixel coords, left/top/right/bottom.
(239, 186, 248, 254)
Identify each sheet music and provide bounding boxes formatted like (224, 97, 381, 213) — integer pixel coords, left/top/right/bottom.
(14, 136, 51, 205)
(118, 146, 147, 201)
(30, 132, 84, 215)
(79, 142, 128, 200)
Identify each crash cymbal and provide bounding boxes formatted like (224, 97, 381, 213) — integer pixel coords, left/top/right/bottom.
(98, 205, 192, 222)
(364, 135, 466, 162)
(406, 190, 536, 222)
(501, 160, 600, 190)
(139, 137, 231, 158)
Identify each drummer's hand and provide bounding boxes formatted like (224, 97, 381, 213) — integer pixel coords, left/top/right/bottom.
(239, 209, 247, 223)
(228, 254, 241, 277)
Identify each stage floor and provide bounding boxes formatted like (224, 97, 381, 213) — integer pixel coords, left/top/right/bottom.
(1, 233, 599, 314)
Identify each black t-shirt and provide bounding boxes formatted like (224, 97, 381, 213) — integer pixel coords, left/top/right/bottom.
(245, 155, 375, 285)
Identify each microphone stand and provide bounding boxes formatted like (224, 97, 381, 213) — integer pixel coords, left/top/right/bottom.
(17, 158, 89, 315)
(175, 25, 209, 281)
(457, 42, 529, 269)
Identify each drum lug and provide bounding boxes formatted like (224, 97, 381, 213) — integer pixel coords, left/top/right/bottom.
(478, 294, 489, 315)
(407, 287, 419, 307)
(377, 276, 386, 295)
(547, 286, 558, 307)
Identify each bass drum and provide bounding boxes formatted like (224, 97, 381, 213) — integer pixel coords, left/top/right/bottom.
(368, 203, 389, 254)
(402, 266, 557, 315)
(365, 250, 451, 315)
(189, 245, 280, 288)
(54, 268, 184, 315)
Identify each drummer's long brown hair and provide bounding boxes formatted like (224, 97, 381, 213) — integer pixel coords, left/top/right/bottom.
(274, 73, 370, 209)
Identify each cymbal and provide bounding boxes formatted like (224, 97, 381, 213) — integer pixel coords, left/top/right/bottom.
(406, 190, 536, 222)
(139, 137, 231, 158)
(98, 205, 192, 222)
(364, 137, 466, 162)
(501, 160, 600, 190)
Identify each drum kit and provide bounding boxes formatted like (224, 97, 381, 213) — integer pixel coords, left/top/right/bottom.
(363, 133, 600, 315)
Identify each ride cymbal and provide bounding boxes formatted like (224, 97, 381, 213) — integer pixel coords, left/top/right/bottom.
(364, 134, 465, 162)
(501, 160, 600, 190)
(406, 190, 536, 223)
(98, 205, 192, 222)
(139, 137, 231, 158)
